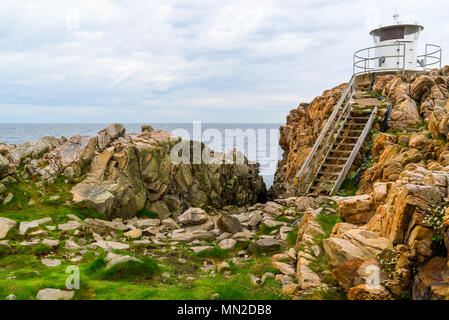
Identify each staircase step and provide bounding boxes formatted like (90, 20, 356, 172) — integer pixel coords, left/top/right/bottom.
(349, 117, 370, 120)
(327, 157, 348, 160)
(346, 122, 367, 126)
(312, 179, 337, 184)
(352, 108, 374, 112)
(319, 172, 340, 176)
(337, 136, 359, 139)
(341, 129, 363, 133)
(323, 164, 345, 168)
(336, 143, 356, 147)
(331, 149, 352, 153)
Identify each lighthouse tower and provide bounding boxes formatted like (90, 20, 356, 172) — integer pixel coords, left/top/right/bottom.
(353, 13, 441, 77)
(370, 13, 423, 71)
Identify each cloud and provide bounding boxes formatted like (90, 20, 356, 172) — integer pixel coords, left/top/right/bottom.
(0, 0, 448, 123)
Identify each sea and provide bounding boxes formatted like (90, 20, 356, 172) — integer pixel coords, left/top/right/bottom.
(0, 123, 282, 188)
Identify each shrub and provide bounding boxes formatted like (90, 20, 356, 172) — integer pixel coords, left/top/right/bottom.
(101, 258, 160, 281)
(87, 257, 107, 274)
(423, 203, 446, 245)
(196, 247, 228, 260)
(377, 248, 397, 276)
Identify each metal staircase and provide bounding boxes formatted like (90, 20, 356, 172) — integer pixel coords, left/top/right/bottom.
(296, 76, 378, 196)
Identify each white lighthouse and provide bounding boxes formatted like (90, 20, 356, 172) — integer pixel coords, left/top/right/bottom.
(353, 13, 442, 76)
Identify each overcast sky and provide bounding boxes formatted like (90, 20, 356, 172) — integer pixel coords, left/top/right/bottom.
(0, 0, 448, 123)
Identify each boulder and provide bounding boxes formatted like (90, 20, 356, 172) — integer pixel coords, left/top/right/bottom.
(19, 218, 52, 235)
(347, 284, 393, 300)
(36, 289, 74, 300)
(69, 126, 266, 220)
(272, 262, 295, 276)
(216, 214, 243, 234)
(58, 221, 81, 231)
(323, 226, 393, 268)
(177, 208, 208, 226)
(297, 265, 322, 290)
(41, 259, 61, 267)
(124, 229, 142, 239)
(410, 75, 435, 101)
(337, 195, 374, 225)
(0, 217, 16, 239)
(412, 257, 449, 300)
(249, 238, 281, 252)
(11, 136, 63, 164)
(135, 219, 161, 229)
(219, 238, 237, 250)
(367, 183, 442, 244)
(0, 154, 14, 179)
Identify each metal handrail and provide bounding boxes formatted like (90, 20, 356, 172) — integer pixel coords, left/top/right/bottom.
(418, 44, 442, 70)
(296, 76, 355, 193)
(353, 43, 406, 76)
(353, 42, 442, 75)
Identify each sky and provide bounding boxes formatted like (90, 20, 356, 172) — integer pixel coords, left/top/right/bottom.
(0, 0, 448, 123)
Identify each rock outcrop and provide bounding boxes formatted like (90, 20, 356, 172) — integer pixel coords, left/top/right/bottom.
(70, 126, 266, 219)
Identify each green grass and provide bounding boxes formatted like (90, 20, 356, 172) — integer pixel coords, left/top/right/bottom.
(0, 175, 105, 222)
(0, 173, 290, 301)
(259, 224, 281, 235)
(136, 209, 159, 219)
(286, 227, 298, 247)
(100, 258, 160, 281)
(87, 257, 107, 274)
(315, 214, 342, 236)
(195, 247, 228, 260)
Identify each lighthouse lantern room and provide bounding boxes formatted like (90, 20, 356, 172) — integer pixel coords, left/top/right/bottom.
(353, 13, 442, 76)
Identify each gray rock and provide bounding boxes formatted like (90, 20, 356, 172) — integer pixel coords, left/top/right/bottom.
(36, 288, 74, 300)
(272, 262, 295, 276)
(58, 221, 81, 231)
(2, 193, 13, 206)
(67, 214, 82, 222)
(177, 208, 208, 226)
(90, 240, 129, 251)
(136, 219, 160, 229)
(0, 217, 16, 239)
(161, 218, 180, 230)
(65, 240, 81, 250)
(249, 274, 261, 286)
(248, 211, 263, 227)
(107, 255, 141, 268)
(262, 219, 284, 228)
(6, 294, 16, 300)
(249, 238, 281, 252)
(41, 259, 61, 267)
(19, 217, 52, 235)
(190, 246, 213, 253)
(232, 229, 254, 241)
(261, 272, 275, 284)
(216, 214, 243, 234)
(219, 238, 237, 250)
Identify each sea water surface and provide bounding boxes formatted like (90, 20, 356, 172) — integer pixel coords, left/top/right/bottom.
(0, 123, 282, 187)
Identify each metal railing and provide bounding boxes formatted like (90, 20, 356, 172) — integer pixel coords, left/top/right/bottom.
(353, 43, 406, 75)
(418, 44, 442, 71)
(353, 42, 442, 75)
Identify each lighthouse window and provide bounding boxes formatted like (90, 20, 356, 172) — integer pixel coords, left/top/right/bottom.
(380, 26, 405, 41)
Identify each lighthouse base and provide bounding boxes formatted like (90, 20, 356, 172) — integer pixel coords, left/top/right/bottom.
(354, 70, 421, 90)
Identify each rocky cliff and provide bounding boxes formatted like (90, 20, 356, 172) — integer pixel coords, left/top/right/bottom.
(0, 125, 266, 220)
(266, 66, 449, 300)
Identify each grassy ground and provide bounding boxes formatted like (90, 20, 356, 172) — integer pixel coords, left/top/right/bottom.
(0, 177, 289, 300)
